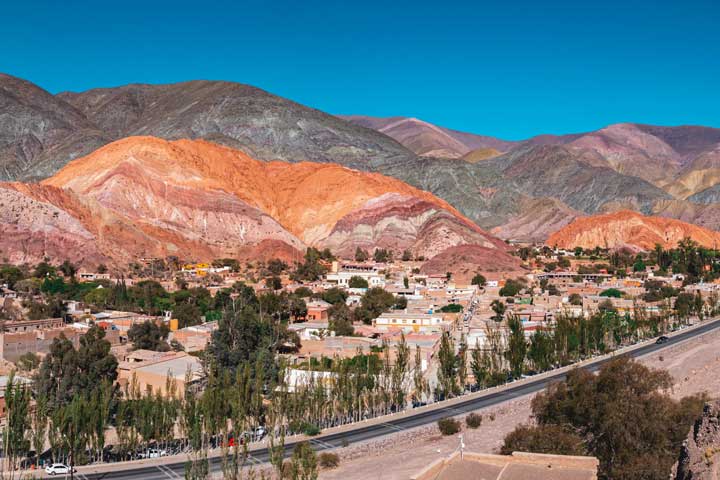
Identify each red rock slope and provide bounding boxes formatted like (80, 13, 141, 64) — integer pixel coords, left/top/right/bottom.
(1, 137, 517, 270)
(546, 210, 720, 251)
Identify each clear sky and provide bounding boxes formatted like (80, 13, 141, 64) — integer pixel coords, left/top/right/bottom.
(2, 0, 718, 139)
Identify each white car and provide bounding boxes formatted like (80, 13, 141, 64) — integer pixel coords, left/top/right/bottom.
(45, 463, 74, 475)
(147, 448, 168, 458)
(138, 448, 168, 459)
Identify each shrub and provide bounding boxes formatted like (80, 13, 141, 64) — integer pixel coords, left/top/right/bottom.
(303, 423, 321, 436)
(318, 452, 340, 468)
(437, 417, 461, 435)
(348, 275, 369, 289)
(499, 278, 525, 297)
(465, 413, 483, 429)
(440, 303, 463, 313)
(599, 288, 622, 298)
(501, 424, 587, 456)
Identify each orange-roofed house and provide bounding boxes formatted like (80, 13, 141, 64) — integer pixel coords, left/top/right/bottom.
(305, 299, 331, 321)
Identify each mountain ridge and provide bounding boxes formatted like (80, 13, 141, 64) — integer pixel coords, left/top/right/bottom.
(2, 73, 720, 243)
(547, 210, 720, 251)
(0, 136, 519, 274)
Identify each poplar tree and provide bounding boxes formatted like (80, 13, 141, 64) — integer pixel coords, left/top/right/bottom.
(436, 332, 458, 400)
(2, 372, 30, 477)
(505, 315, 527, 378)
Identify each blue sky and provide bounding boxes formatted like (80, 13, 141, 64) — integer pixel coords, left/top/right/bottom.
(2, 0, 718, 139)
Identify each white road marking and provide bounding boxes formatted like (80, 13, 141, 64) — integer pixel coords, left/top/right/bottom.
(310, 438, 335, 449)
(381, 422, 404, 432)
(157, 464, 181, 478)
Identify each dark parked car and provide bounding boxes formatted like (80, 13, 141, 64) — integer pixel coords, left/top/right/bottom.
(656, 335, 670, 345)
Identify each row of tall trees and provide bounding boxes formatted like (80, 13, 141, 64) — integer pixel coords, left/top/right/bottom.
(466, 292, 712, 390)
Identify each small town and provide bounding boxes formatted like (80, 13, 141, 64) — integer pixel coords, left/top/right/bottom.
(2, 3, 719, 478)
(0, 239, 717, 478)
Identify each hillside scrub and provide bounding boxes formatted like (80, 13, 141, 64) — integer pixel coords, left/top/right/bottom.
(502, 357, 705, 480)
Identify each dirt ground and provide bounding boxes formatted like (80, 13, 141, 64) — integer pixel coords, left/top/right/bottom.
(319, 327, 720, 480)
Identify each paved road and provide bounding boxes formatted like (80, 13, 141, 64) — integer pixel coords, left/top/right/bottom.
(67, 319, 720, 480)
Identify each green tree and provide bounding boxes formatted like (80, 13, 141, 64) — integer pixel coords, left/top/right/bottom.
(633, 255, 647, 272)
(128, 320, 171, 351)
(435, 332, 459, 399)
(293, 248, 329, 282)
(59, 260, 78, 279)
(470, 340, 489, 388)
(0, 265, 24, 289)
(413, 346, 428, 403)
(354, 247, 369, 262)
(34, 261, 56, 279)
(354, 287, 396, 324)
(568, 293, 583, 305)
(373, 248, 391, 263)
(599, 288, 622, 298)
(439, 303, 462, 313)
(2, 372, 31, 473)
(17, 352, 40, 372)
(348, 276, 369, 289)
(205, 304, 292, 382)
(35, 326, 118, 411)
(288, 441, 318, 480)
(505, 315, 527, 378)
(31, 394, 48, 469)
(471, 274, 487, 286)
(527, 330, 554, 372)
(499, 278, 524, 297)
(505, 357, 706, 480)
(320, 287, 347, 305)
(501, 424, 586, 456)
(265, 275, 282, 290)
(328, 302, 354, 336)
(491, 299, 506, 322)
(173, 302, 202, 328)
(267, 258, 288, 275)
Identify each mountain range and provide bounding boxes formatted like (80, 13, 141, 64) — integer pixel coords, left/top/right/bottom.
(0, 136, 519, 278)
(2, 72, 720, 251)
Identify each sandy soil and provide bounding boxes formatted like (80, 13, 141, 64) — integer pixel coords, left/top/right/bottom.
(319, 327, 720, 479)
(643, 327, 720, 399)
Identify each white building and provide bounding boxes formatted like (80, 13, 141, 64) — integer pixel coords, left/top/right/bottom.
(374, 311, 449, 333)
(288, 321, 334, 341)
(325, 270, 385, 288)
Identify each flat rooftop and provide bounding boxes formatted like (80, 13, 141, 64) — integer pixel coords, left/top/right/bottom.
(411, 451, 598, 480)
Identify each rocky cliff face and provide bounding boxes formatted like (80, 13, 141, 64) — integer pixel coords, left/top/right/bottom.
(546, 210, 720, 251)
(1, 137, 516, 270)
(675, 401, 720, 480)
(490, 197, 583, 243)
(0, 74, 109, 180)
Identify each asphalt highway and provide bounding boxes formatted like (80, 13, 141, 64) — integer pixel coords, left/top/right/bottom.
(68, 318, 720, 480)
